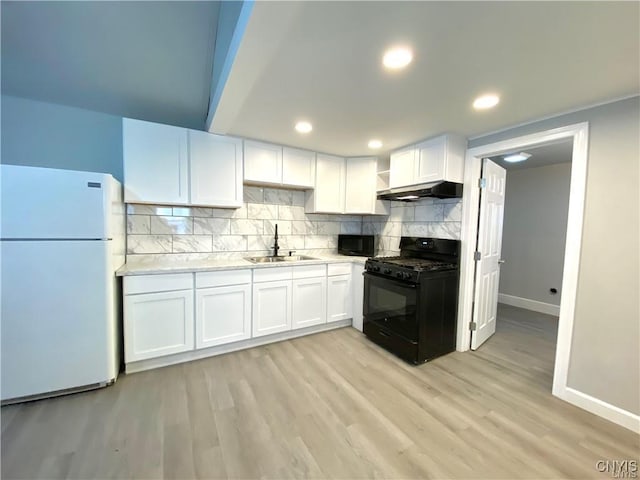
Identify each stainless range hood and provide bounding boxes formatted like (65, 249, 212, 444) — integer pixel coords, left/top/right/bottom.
(377, 181, 463, 202)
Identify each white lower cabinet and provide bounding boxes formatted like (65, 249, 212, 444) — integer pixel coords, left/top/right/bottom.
(292, 276, 327, 329)
(252, 280, 292, 337)
(123, 262, 356, 369)
(195, 270, 252, 348)
(196, 284, 251, 348)
(124, 288, 194, 362)
(327, 263, 353, 323)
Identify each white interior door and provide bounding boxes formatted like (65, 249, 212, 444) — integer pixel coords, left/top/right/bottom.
(471, 159, 506, 350)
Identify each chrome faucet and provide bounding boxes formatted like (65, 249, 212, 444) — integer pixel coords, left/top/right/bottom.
(272, 223, 280, 257)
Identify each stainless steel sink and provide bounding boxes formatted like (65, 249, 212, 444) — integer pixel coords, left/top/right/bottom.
(245, 255, 318, 263)
(282, 255, 318, 262)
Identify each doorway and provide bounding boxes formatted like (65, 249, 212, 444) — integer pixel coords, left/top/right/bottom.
(488, 140, 573, 319)
(456, 122, 589, 402)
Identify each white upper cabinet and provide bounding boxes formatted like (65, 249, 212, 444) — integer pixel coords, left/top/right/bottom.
(282, 147, 315, 188)
(244, 141, 315, 188)
(243, 140, 283, 185)
(305, 154, 346, 214)
(345, 156, 378, 214)
(189, 131, 243, 208)
(123, 118, 243, 208)
(389, 147, 417, 189)
(416, 135, 466, 184)
(307, 155, 386, 215)
(388, 134, 466, 189)
(123, 118, 189, 205)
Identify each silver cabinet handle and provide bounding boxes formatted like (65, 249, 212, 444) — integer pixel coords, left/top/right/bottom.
(498, 259, 506, 264)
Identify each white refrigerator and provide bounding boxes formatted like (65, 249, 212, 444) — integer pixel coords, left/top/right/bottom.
(1, 165, 126, 403)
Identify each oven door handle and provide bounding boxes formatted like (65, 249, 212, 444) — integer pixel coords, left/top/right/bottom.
(364, 272, 417, 289)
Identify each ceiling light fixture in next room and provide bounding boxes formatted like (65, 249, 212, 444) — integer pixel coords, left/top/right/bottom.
(503, 152, 532, 163)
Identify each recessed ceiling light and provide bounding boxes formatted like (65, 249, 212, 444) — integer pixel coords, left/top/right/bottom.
(383, 47, 413, 69)
(368, 139, 383, 149)
(473, 94, 500, 110)
(503, 152, 532, 163)
(294, 121, 312, 134)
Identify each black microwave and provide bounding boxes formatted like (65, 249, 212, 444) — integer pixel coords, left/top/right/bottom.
(338, 234, 377, 257)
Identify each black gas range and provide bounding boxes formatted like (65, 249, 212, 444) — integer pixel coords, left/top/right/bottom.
(363, 237, 460, 364)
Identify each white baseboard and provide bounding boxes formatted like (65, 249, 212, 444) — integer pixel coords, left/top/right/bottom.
(498, 293, 560, 316)
(554, 386, 640, 434)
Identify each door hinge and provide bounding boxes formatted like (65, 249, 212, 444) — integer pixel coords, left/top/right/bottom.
(478, 178, 487, 189)
(474, 251, 481, 261)
(469, 321, 477, 331)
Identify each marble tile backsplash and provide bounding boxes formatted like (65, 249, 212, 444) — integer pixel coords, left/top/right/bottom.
(126, 187, 364, 262)
(363, 197, 463, 255)
(126, 186, 463, 262)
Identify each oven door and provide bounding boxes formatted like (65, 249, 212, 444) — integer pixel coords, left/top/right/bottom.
(363, 272, 418, 342)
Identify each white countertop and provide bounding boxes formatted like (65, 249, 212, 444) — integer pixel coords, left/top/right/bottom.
(117, 254, 368, 276)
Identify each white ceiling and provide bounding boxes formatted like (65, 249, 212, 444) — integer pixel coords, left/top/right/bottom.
(489, 139, 573, 171)
(211, 1, 640, 157)
(1, 1, 220, 130)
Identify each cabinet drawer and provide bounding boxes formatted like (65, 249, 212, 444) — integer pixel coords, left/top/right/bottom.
(328, 263, 351, 276)
(196, 269, 251, 289)
(292, 264, 326, 279)
(124, 273, 193, 295)
(253, 266, 293, 283)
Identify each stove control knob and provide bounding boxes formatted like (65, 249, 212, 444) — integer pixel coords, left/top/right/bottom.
(383, 268, 392, 275)
(403, 272, 413, 280)
(395, 272, 403, 278)
(373, 266, 380, 272)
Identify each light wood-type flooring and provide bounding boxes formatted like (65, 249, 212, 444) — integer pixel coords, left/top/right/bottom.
(2, 304, 638, 479)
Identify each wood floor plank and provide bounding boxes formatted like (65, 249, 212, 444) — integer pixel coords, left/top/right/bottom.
(1, 303, 638, 479)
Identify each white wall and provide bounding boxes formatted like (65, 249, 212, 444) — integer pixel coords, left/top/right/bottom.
(500, 163, 571, 307)
(469, 97, 639, 416)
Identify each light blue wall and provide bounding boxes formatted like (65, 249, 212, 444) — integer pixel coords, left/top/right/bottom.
(1, 95, 123, 181)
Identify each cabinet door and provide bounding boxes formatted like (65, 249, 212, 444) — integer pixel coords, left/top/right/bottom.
(313, 154, 346, 213)
(389, 147, 417, 188)
(123, 118, 189, 205)
(415, 137, 446, 184)
(244, 140, 283, 185)
(124, 290, 194, 362)
(252, 280, 292, 337)
(345, 157, 377, 214)
(189, 131, 243, 208)
(327, 274, 353, 322)
(196, 284, 251, 348)
(282, 147, 315, 188)
(292, 277, 327, 329)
